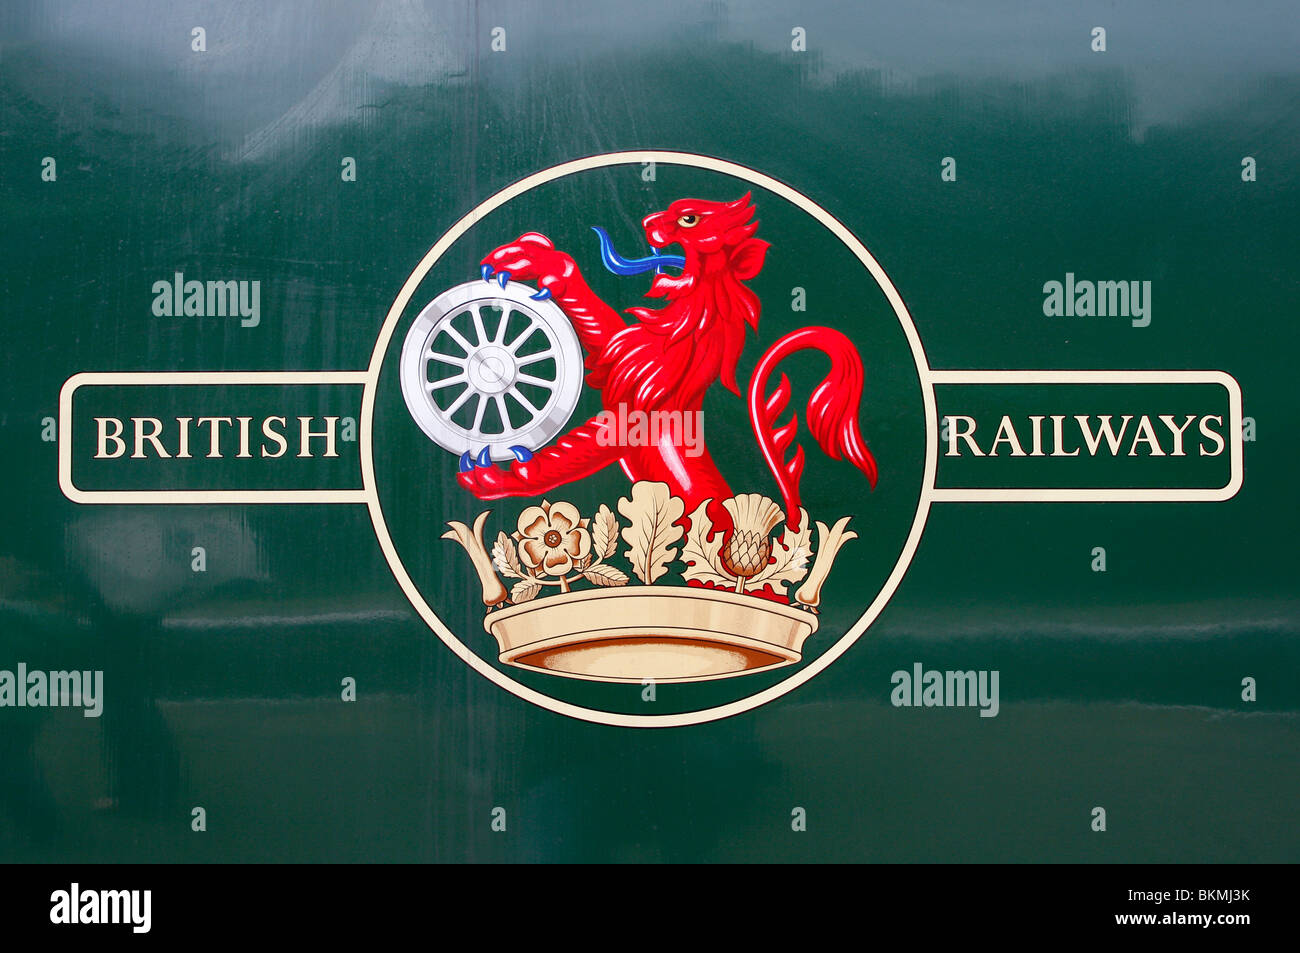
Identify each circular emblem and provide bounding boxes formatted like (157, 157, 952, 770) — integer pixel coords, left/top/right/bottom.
(363, 151, 936, 727)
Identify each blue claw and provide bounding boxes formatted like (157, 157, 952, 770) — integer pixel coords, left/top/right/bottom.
(481, 264, 494, 282)
(529, 287, 551, 301)
(509, 445, 534, 462)
(476, 447, 493, 468)
(497, 271, 511, 289)
(458, 451, 474, 473)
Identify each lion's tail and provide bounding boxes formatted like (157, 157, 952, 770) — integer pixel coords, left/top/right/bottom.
(747, 327, 878, 528)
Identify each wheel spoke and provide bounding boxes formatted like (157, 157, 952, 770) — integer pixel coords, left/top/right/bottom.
(495, 305, 511, 343)
(472, 393, 488, 433)
(470, 307, 489, 347)
(508, 385, 539, 415)
(428, 350, 467, 369)
(516, 372, 555, 389)
(442, 323, 474, 355)
(493, 395, 510, 432)
(429, 373, 467, 391)
(517, 349, 555, 366)
(508, 320, 540, 352)
(443, 385, 474, 418)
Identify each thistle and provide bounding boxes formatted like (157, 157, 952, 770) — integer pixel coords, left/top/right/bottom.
(719, 494, 784, 592)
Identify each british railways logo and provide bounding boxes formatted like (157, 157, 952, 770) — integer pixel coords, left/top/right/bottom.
(57, 152, 1243, 726)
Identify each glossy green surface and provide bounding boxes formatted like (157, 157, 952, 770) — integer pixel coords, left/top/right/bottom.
(1, 1, 1296, 862)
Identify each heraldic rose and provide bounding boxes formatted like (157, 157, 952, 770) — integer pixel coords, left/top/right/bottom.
(516, 500, 591, 578)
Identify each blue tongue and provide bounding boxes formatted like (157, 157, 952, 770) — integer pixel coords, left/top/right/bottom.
(591, 226, 685, 276)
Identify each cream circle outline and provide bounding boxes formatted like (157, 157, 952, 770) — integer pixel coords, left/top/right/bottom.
(361, 150, 938, 727)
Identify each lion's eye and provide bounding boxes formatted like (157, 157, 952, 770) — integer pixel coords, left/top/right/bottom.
(677, 214, 699, 227)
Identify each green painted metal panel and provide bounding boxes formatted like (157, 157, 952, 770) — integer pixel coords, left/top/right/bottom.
(0, 1, 1296, 863)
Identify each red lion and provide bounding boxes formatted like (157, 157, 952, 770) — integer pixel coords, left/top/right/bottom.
(459, 193, 877, 527)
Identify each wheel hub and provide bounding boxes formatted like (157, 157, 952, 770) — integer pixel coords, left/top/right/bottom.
(466, 346, 516, 395)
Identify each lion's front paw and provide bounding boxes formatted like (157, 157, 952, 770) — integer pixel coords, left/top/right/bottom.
(457, 464, 510, 500)
(480, 233, 574, 300)
(456, 445, 536, 499)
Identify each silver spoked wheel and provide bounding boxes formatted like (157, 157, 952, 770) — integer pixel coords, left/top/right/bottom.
(399, 281, 584, 462)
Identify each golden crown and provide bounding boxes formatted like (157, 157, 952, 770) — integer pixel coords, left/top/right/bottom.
(444, 481, 857, 683)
